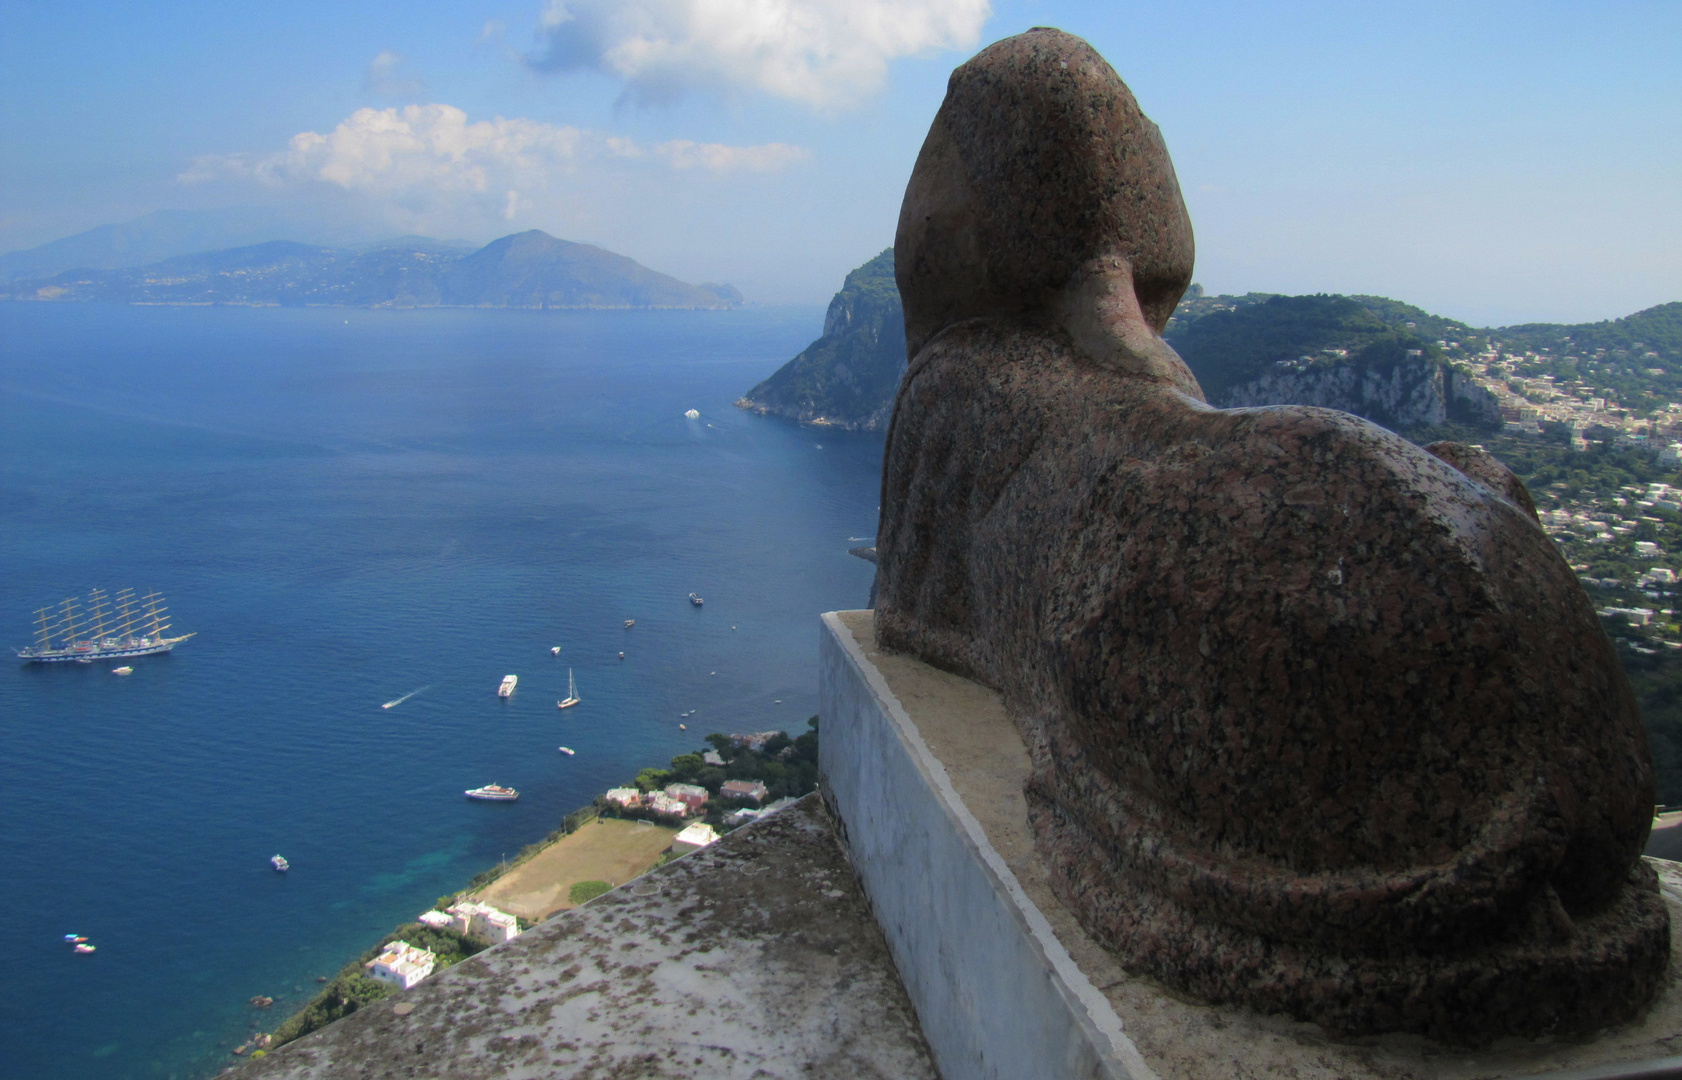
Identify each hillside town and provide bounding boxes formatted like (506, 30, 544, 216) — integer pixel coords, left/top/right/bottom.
(1466, 344, 1682, 450)
(1448, 342, 1682, 651)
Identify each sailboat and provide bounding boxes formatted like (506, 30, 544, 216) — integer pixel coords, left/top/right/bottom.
(557, 668, 580, 710)
(15, 588, 194, 663)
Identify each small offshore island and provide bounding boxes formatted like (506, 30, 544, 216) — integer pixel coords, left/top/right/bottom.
(238, 721, 819, 1062)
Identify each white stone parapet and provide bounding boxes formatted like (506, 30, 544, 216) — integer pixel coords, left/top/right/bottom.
(819, 610, 1148, 1080)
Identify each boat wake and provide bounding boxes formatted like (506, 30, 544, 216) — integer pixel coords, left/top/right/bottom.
(382, 686, 430, 709)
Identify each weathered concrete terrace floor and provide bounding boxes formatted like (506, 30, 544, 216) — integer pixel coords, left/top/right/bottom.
(242, 795, 939, 1080)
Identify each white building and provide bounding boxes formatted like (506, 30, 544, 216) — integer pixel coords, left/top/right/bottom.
(671, 821, 719, 854)
(445, 901, 522, 945)
(605, 787, 644, 810)
(366, 940, 437, 989)
(647, 792, 690, 820)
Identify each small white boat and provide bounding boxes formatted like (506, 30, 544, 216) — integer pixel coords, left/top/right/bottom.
(678, 723, 687, 730)
(550, 646, 561, 655)
(271, 855, 289, 872)
(557, 668, 580, 709)
(685, 408, 700, 419)
(74, 943, 96, 954)
(688, 593, 704, 607)
(498, 674, 517, 698)
(558, 746, 575, 755)
(624, 619, 635, 629)
(618, 651, 625, 659)
(112, 666, 133, 675)
(466, 784, 519, 801)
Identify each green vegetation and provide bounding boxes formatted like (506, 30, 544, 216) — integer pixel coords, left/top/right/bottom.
(603, 717, 821, 830)
(1162, 293, 1448, 402)
(738, 249, 906, 430)
(568, 880, 613, 904)
(269, 923, 485, 1050)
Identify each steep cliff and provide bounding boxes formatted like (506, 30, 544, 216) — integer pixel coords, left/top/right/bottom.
(1215, 342, 1502, 429)
(736, 250, 905, 430)
(1167, 294, 1501, 431)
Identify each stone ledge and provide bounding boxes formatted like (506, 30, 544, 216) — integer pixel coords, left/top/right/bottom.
(240, 794, 938, 1080)
(819, 610, 1147, 1080)
(819, 609, 1682, 1080)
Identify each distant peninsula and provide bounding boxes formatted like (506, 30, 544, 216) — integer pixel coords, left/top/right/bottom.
(736, 248, 904, 430)
(1, 229, 743, 311)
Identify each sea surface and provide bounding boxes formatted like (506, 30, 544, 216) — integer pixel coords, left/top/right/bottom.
(0, 303, 882, 1080)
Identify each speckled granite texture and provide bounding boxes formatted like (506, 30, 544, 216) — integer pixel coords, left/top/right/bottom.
(876, 27, 1667, 1043)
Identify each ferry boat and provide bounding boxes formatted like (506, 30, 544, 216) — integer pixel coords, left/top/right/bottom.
(465, 784, 519, 801)
(16, 589, 194, 664)
(498, 674, 517, 698)
(557, 668, 580, 710)
(271, 855, 289, 872)
(688, 593, 704, 607)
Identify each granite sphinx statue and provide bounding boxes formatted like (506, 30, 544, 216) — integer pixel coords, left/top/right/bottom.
(875, 27, 1669, 1042)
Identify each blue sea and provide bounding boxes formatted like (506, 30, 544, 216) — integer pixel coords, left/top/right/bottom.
(0, 304, 882, 1080)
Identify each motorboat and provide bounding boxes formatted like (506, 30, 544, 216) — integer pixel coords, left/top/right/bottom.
(558, 746, 575, 755)
(466, 784, 519, 801)
(271, 855, 289, 872)
(688, 593, 703, 607)
(112, 666, 132, 675)
(498, 674, 518, 698)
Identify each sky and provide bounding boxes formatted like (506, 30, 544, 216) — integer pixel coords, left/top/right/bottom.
(1, 0, 1678, 325)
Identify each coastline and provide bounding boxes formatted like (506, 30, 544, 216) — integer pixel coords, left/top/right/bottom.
(254, 720, 819, 1063)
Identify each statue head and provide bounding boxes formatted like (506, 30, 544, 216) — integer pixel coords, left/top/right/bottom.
(896, 28, 1195, 359)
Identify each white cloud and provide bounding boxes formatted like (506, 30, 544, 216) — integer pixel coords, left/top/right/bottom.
(363, 51, 425, 99)
(529, 0, 992, 110)
(178, 104, 810, 231)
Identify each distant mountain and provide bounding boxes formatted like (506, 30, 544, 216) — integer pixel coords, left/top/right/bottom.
(437, 231, 739, 309)
(736, 249, 904, 430)
(0, 207, 394, 282)
(2, 230, 741, 310)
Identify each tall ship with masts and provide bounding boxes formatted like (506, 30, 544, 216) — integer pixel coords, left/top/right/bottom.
(16, 588, 195, 664)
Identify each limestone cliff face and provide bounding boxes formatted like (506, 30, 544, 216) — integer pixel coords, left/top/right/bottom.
(1216, 354, 1501, 430)
(736, 250, 906, 430)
